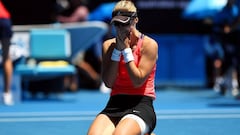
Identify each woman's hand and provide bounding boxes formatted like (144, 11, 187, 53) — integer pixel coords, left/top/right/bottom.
(115, 27, 132, 50)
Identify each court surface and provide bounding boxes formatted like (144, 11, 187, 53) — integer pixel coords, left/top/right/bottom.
(0, 87, 240, 135)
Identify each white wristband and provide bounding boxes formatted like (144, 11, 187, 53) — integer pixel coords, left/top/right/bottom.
(122, 48, 134, 63)
(111, 48, 121, 62)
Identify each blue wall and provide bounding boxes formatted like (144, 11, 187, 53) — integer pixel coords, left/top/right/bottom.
(150, 34, 208, 87)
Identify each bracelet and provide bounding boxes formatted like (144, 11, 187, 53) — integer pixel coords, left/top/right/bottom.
(122, 48, 134, 63)
(111, 48, 121, 62)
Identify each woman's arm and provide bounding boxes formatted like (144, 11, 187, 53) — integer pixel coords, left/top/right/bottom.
(125, 37, 158, 88)
(101, 39, 120, 88)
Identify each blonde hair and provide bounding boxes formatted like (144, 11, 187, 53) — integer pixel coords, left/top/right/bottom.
(113, 0, 137, 12)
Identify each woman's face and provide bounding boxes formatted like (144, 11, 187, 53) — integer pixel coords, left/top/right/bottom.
(114, 19, 134, 37)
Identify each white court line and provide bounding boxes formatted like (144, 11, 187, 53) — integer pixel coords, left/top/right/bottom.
(157, 114, 240, 119)
(155, 108, 240, 114)
(0, 111, 98, 117)
(1, 109, 240, 117)
(1, 114, 240, 122)
(0, 116, 95, 122)
(1, 108, 240, 122)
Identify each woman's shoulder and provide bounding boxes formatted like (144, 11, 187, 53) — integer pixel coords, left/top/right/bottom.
(141, 35, 158, 60)
(103, 38, 116, 46)
(143, 35, 158, 49)
(102, 38, 116, 52)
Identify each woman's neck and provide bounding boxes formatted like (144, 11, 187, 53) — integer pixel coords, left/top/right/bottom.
(130, 29, 141, 47)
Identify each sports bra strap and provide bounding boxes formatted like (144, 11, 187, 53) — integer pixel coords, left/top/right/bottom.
(137, 34, 144, 48)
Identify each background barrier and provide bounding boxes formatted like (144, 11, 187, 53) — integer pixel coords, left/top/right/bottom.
(151, 34, 208, 87)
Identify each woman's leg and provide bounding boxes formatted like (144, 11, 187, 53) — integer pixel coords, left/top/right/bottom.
(114, 114, 145, 135)
(88, 114, 115, 135)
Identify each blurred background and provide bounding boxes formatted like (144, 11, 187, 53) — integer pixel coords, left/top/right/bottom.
(1, 0, 237, 99)
(2, 0, 240, 135)
(2, 0, 225, 89)
(3, 0, 214, 33)
(1, 0, 236, 98)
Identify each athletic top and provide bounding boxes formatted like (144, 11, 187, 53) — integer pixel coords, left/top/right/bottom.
(0, 1, 10, 19)
(111, 34, 156, 99)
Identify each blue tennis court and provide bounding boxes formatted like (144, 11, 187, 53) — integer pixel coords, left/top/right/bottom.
(0, 88, 240, 135)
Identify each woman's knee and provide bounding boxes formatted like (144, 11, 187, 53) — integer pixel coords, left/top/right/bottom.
(88, 114, 115, 135)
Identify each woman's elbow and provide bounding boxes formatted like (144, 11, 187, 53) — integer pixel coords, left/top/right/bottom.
(102, 78, 113, 88)
(104, 82, 112, 88)
(132, 80, 144, 88)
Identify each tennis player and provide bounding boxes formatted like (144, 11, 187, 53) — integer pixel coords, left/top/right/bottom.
(87, 0, 158, 135)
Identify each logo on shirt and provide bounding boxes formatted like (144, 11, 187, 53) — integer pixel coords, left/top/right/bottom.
(133, 110, 140, 113)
